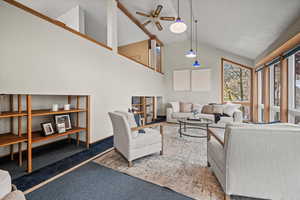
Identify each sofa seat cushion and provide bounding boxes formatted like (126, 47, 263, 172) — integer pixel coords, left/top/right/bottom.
(208, 137, 225, 173)
(0, 170, 11, 200)
(172, 112, 194, 119)
(219, 117, 234, 124)
(197, 113, 215, 121)
(131, 128, 161, 149)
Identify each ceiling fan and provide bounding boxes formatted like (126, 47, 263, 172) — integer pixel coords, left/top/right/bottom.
(136, 5, 175, 31)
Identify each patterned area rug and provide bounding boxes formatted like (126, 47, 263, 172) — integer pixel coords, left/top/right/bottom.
(94, 125, 224, 200)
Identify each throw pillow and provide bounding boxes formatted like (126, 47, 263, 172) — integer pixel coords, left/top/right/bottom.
(180, 102, 193, 112)
(223, 103, 241, 117)
(212, 104, 224, 114)
(170, 102, 180, 112)
(201, 105, 214, 114)
(192, 104, 203, 114)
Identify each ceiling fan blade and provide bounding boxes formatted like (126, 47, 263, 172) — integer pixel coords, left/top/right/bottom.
(153, 5, 163, 17)
(159, 16, 175, 21)
(155, 21, 163, 31)
(142, 20, 152, 27)
(136, 11, 151, 18)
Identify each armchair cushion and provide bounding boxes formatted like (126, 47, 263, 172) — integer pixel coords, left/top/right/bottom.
(131, 128, 161, 149)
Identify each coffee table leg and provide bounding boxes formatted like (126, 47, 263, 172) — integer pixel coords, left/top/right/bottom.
(179, 121, 182, 137)
(184, 122, 187, 132)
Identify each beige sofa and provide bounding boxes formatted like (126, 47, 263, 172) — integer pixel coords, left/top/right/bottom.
(166, 102, 243, 124)
(0, 170, 25, 200)
(208, 123, 300, 200)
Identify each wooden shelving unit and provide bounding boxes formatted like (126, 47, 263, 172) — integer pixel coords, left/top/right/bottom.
(0, 94, 90, 173)
(132, 96, 157, 125)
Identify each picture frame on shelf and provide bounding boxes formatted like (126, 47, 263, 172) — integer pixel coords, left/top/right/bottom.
(55, 114, 72, 130)
(56, 123, 66, 133)
(41, 122, 55, 136)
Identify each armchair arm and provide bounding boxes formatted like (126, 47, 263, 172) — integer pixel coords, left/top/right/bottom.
(131, 122, 166, 132)
(208, 128, 224, 147)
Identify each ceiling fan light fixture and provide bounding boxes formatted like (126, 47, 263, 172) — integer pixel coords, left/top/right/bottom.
(193, 60, 200, 67)
(170, 18, 187, 34)
(185, 49, 196, 58)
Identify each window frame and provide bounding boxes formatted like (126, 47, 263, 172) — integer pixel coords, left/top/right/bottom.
(221, 58, 253, 120)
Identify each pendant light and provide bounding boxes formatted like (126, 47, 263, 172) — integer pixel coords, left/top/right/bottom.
(193, 19, 200, 67)
(185, 0, 196, 58)
(170, 0, 187, 34)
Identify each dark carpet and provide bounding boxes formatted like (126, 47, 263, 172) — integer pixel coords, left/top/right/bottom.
(26, 162, 193, 200)
(12, 137, 113, 191)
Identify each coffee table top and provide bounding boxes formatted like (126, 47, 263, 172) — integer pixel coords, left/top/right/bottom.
(178, 118, 213, 125)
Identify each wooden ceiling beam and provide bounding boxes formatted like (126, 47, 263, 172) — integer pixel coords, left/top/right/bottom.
(255, 32, 300, 68)
(116, 0, 164, 46)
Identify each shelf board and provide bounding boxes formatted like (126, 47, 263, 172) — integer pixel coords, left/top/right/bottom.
(0, 111, 27, 119)
(31, 127, 86, 143)
(0, 133, 27, 147)
(31, 109, 86, 117)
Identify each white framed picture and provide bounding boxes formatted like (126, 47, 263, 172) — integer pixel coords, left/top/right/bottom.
(173, 70, 190, 91)
(55, 114, 72, 130)
(191, 69, 211, 91)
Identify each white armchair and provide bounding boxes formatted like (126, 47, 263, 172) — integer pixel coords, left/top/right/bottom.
(108, 112, 164, 167)
(208, 123, 300, 200)
(0, 170, 26, 200)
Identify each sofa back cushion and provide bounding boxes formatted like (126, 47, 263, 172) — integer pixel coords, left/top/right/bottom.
(201, 105, 214, 114)
(212, 104, 224, 114)
(170, 102, 180, 112)
(223, 103, 241, 116)
(180, 102, 193, 112)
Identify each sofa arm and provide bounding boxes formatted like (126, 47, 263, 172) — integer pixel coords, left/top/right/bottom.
(166, 107, 173, 122)
(233, 110, 243, 123)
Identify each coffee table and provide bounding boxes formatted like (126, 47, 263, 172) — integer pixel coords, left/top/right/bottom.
(178, 118, 213, 138)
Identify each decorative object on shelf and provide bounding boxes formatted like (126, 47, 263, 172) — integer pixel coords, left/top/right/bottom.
(185, 0, 196, 58)
(56, 123, 66, 133)
(41, 122, 55, 136)
(64, 104, 70, 111)
(170, 0, 187, 34)
(55, 114, 71, 130)
(52, 104, 59, 111)
(135, 5, 175, 31)
(193, 19, 200, 67)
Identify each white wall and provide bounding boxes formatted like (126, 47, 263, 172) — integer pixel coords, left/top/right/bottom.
(0, 1, 165, 156)
(255, 16, 300, 64)
(164, 40, 254, 104)
(56, 5, 85, 34)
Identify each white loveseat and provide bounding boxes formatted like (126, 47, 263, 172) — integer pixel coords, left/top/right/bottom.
(208, 123, 300, 200)
(166, 102, 243, 124)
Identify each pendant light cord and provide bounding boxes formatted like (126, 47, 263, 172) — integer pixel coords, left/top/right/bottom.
(195, 20, 198, 59)
(190, 0, 193, 50)
(178, 0, 180, 18)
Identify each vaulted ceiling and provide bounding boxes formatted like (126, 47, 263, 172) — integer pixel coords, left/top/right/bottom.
(16, 0, 300, 60)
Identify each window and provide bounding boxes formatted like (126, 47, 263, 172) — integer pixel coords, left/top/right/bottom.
(257, 71, 264, 122)
(288, 51, 300, 124)
(295, 51, 300, 109)
(269, 63, 280, 121)
(222, 58, 252, 120)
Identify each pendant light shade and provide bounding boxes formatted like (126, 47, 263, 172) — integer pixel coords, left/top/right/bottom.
(193, 60, 200, 67)
(185, 0, 196, 58)
(170, 0, 187, 34)
(186, 49, 196, 58)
